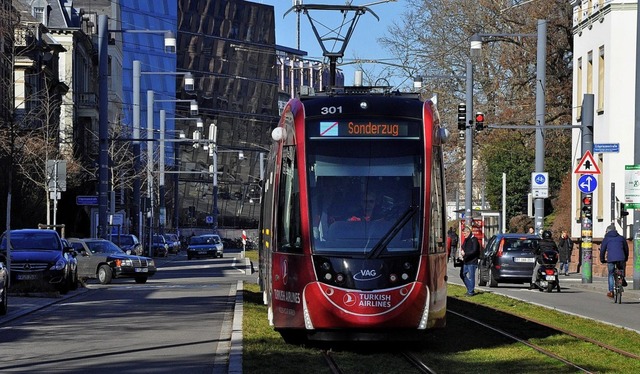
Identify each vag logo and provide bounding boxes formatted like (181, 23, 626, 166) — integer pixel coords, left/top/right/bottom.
(353, 269, 382, 281)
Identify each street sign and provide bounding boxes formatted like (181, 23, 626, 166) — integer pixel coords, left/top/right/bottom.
(205, 215, 213, 224)
(578, 174, 598, 194)
(531, 172, 549, 198)
(624, 165, 640, 209)
(593, 143, 619, 153)
(574, 150, 601, 174)
(76, 195, 98, 205)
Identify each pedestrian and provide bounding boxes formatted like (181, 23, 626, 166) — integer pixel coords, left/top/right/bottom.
(557, 230, 573, 276)
(600, 223, 629, 298)
(530, 230, 558, 289)
(458, 226, 480, 296)
(446, 227, 459, 262)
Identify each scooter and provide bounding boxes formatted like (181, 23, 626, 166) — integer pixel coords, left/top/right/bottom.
(533, 249, 561, 293)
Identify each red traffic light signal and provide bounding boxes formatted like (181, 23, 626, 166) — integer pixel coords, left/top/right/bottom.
(475, 112, 485, 131)
(582, 195, 592, 205)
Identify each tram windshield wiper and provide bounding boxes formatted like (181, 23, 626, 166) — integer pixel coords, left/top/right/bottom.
(366, 206, 417, 259)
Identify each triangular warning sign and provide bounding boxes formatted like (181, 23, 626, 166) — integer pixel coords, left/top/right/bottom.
(574, 150, 601, 174)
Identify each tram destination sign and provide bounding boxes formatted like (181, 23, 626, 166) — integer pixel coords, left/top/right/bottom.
(313, 120, 417, 138)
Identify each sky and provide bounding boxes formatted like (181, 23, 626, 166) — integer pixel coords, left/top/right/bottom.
(259, 0, 407, 86)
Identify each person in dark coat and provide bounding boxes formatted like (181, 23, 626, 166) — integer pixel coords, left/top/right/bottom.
(600, 224, 629, 298)
(458, 226, 480, 296)
(557, 230, 573, 276)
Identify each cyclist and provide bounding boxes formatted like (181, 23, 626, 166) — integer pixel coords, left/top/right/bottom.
(600, 224, 629, 298)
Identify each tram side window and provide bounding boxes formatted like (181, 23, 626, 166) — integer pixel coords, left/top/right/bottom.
(430, 145, 446, 254)
(277, 146, 302, 253)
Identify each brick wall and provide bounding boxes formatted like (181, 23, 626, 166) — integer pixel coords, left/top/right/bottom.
(569, 239, 634, 277)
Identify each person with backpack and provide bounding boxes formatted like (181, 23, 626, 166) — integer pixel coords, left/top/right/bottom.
(600, 224, 629, 298)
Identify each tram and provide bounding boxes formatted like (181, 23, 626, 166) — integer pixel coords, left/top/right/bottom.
(258, 86, 449, 342)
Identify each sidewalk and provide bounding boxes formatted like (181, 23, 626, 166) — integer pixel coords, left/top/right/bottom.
(561, 270, 640, 299)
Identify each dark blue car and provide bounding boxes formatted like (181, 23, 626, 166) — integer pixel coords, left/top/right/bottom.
(478, 233, 540, 287)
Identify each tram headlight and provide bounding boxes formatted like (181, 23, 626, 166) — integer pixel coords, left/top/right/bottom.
(403, 262, 411, 270)
(321, 262, 331, 271)
(335, 273, 346, 285)
(324, 273, 333, 281)
(401, 273, 409, 281)
(389, 273, 398, 283)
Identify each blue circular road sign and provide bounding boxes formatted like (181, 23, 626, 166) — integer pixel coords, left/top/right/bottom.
(578, 174, 598, 194)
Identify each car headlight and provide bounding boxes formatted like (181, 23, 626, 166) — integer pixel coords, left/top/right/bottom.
(148, 259, 155, 267)
(51, 258, 66, 271)
(121, 259, 133, 267)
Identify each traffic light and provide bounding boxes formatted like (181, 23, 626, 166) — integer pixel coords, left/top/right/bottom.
(457, 103, 466, 131)
(581, 194, 592, 219)
(475, 112, 485, 131)
(619, 202, 629, 218)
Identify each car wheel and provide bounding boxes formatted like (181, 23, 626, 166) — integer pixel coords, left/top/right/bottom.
(134, 276, 148, 284)
(58, 279, 70, 295)
(188, 254, 193, 260)
(0, 283, 7, 315)
(477, 268, 487, 287)
(98, 265, 113, 284)
(69, 271, 79, 291)
(489, 268, 499, 288)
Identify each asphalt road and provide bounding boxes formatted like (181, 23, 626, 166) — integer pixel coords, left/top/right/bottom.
(0, 249, 253, 373)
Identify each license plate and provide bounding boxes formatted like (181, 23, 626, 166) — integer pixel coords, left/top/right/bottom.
(545, 275, 556, 281)
(514, 258, 535, 263)
(198, 251, 207, 255)
(17, 274, 40, 280)
(134, 268, 148, 273)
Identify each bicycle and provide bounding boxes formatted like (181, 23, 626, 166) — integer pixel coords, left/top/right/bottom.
(612, 263, 626, 304)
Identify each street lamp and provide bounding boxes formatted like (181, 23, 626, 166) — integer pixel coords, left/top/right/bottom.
(470, 20, 547, 232)
(98, 15, 179, 239)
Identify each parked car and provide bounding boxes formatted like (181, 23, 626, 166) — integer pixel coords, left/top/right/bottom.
(150, 235, 169, 257)
(478, 233, 541, 288)
(0, 229, 77, 294)
(162, 234, 181, 254)
(68, 238, 156, 284)
(187, 234, 224, 260)
(60, 238, 79, 291)
(0, 255, 7, 315)
(109, 234, 143, 256)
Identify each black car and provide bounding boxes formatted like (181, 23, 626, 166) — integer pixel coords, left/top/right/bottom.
(478, 233, 540, 288)
(0, 229, 78, 294)
(149, 235, 169, 257)
(68, 238, 157, 284)
(109, 234, 143, 256)
(0, 255, 7, 315)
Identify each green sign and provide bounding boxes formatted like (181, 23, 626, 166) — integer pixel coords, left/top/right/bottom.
(624, 165, 640, 209)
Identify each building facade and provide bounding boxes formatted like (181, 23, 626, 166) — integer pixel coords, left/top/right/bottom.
(570, 0, 637, 241)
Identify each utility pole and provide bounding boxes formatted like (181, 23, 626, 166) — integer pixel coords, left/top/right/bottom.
(580, 94, 594, 284)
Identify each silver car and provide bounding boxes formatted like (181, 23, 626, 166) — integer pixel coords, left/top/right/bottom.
(187, 234, 224, 260)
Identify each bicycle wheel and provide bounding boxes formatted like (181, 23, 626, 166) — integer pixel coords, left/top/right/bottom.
(614, 286, 622, 304)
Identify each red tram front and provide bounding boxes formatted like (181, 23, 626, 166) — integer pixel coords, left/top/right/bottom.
(259, 89, 449, 342)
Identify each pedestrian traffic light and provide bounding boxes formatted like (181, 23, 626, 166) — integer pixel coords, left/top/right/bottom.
(581, 194, 592, 219)
(619, 202, 629, 218)
(475, 112, 485, 131)
(457, 103, 466, 131)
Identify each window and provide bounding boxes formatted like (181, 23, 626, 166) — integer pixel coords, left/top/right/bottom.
(577, 57, 583, 120)
(587, 50, 593, 94)
(33, 7, 44, 23)
(597, 46, 605, 113)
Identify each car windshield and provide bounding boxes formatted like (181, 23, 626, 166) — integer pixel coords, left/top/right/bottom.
(504, 238, 538, 252)
(111, 236, 134, 246)
(0, 232, 60, 251)
(190, 236, 220, 245)
(85, 241, 125, 255)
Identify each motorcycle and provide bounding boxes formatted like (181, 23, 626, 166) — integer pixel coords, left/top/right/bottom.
(533, 249, 561, 293)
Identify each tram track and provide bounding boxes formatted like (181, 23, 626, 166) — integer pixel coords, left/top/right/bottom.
(449, 302, 640, 372)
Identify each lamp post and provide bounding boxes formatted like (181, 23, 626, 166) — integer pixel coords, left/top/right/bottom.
(470, 19, 547, 232)
(99, 17, 178, 239)
(133, 63, 194, 250)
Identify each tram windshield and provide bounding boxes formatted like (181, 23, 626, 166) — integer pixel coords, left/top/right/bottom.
(307, 136, 423, 256)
